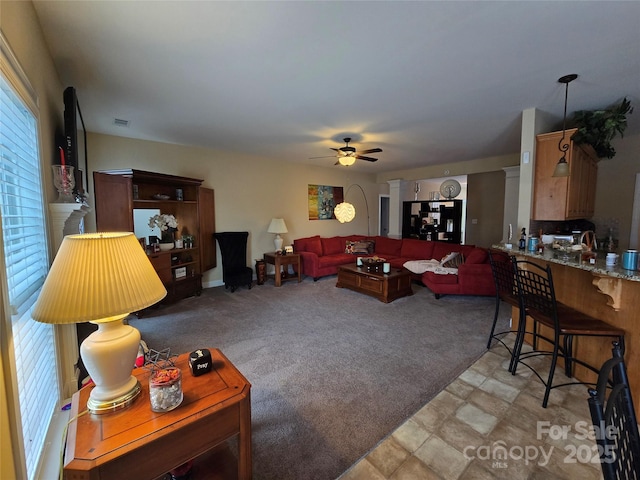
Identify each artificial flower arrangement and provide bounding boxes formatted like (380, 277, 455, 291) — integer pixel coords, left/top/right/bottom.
(149, 213, 178, 242)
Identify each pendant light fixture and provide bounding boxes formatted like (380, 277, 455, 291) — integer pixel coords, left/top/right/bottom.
(552, 74, 578, 177)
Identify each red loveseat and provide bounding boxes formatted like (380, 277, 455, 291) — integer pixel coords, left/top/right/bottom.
(292, 235, 495, 298)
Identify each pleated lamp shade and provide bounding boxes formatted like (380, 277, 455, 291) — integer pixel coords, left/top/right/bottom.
(33, 232, 167, 413)
(33, 232, 166, 324)
(267, 218, 288, 235)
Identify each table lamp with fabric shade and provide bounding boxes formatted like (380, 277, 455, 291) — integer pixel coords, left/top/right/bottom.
(267, 218, 288, 252)
(32, 232, 167, 414)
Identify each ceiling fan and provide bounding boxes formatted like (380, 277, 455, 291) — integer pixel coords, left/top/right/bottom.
(310, 137, 382, 166)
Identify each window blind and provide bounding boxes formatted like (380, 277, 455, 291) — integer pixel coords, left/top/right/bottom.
(1, 70, 59, 480)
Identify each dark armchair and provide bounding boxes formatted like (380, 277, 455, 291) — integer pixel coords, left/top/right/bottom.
(214, 232, 253, 292)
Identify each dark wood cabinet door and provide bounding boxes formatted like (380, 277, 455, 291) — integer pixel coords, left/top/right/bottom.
(198, 187, 216, 271)
(93, 172, 133, 231)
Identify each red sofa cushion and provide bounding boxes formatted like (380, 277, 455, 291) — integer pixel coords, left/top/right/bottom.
(319, 253, 354, 268)
(372, 236, 402, 257)
(400, 238, 434, 259)
(321, 236, 345, 255)
(465, 247, 489, 264)
(422, 271, 459, 285)
(294, 235, 322, 256)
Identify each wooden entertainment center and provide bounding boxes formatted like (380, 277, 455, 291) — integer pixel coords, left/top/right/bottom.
(94, 170, 216, 304)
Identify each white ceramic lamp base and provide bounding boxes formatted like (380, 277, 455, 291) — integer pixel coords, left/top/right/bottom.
(80, 314, 142, 414)
(274, 234, 283, 252)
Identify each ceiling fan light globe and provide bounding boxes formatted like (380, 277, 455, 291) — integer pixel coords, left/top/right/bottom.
(338, 156, 356, 166)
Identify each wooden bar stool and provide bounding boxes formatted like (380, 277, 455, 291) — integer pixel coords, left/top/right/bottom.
(511, 258, 625, 408)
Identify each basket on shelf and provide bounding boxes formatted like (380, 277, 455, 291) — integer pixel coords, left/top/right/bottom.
(361, 258, 385, 273)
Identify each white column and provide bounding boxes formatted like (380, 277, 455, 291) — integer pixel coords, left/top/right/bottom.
(48, 202, 91, 397)
(518, 108, 537, 235)
(502, 166, 520, 245)
(48, 203, 91, 252)
(387, 179, 403, 239)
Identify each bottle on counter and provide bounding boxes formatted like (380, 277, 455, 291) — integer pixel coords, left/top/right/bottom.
(605, 228, 617, 253)
(518, 228, 527, 251)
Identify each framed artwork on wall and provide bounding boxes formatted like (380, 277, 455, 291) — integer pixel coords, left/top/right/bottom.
(308, 184, 344, 220)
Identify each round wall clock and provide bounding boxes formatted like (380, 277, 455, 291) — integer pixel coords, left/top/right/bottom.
(439, 179, 461, 199)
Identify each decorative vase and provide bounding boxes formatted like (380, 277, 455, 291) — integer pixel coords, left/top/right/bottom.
(52, 165, 76, 203)
(159, 231, 174, 251)
(159, 242, 174, 251)
(149, 367, 183, 412)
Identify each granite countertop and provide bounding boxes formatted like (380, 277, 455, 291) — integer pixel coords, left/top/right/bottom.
(492, 244, 640, 283)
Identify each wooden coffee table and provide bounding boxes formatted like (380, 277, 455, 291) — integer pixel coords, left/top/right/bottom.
(336, 263, 413, 303)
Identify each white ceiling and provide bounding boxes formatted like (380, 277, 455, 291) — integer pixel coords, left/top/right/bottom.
(32, 1, 640, 174)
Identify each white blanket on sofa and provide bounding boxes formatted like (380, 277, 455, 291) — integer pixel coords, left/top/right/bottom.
(403, 259, 458, 275)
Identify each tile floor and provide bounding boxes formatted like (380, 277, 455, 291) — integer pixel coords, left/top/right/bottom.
(339, 334, 605, 480)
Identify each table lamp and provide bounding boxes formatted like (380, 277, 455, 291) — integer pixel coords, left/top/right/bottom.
(267, 218, 288, 252)
(32, 232, 167, 414)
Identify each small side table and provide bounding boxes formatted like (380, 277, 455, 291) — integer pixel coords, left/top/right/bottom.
(263, 252, 301, 287)
(64, 349, 252, 480)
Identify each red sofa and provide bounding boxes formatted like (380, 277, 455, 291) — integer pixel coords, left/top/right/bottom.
(292, 235, 495, 298)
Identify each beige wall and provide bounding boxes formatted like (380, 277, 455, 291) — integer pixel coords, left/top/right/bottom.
(593, 132, 640, 251)
(86, 133, 378, 287)
(376, 153, 519, 184)
(465, 171, 506, 247)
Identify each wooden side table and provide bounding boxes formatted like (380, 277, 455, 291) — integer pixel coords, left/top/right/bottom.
(64, 349, 251, 480)
(263, 252, 301, 287)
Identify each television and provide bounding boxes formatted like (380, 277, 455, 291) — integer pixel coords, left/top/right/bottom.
(63, 86, 88, 196)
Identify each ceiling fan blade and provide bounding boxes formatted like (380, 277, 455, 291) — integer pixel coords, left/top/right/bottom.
(309, 155, 338, 159)
(359, 148, 382, 155)
(356, 155, 378, 162)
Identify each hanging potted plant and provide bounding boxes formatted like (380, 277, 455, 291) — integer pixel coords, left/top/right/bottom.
(571, 97, 633, 159)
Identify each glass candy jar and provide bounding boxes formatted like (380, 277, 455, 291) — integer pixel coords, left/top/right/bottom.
(149, 367, 183, 412)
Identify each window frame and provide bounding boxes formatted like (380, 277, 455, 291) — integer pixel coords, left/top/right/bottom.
(0, 30, 73, 480)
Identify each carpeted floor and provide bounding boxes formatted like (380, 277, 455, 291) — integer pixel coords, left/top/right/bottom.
(131, 275, 510, 480)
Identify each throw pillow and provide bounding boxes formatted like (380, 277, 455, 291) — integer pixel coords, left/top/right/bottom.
(465, 248, 488, 264)
(441, 252, 464, 268)
(345, 241, 355, 254)
(351, 240, 375, 255)
(344, 240, 358, 254)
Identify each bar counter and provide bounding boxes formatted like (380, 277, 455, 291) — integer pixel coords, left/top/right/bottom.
(493, 245, 640, 411)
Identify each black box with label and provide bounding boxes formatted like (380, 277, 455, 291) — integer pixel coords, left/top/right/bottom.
(188, 348, 212, 376)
